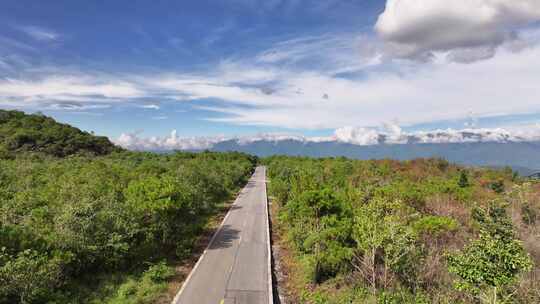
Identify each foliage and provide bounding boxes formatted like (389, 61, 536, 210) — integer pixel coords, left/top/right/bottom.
(447, 202, 533, 303)
(490, 180, 505, 194)
(264, 156, 539, 303)
(458, 170, 470, 188)
(0, 109, 120, 157)
(352, 198, 419, 293)
(0, 248, 64, 304)
(0, 151, 255, 303)
(412, 215, 459, 237)
(282, 189, 353, 283)
(106, 262, 175, 304)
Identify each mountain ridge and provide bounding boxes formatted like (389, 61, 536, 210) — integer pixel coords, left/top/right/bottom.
(212, 139, 540, 174)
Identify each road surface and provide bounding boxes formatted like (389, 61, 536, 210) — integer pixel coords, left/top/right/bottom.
(173, 166, 272, 304)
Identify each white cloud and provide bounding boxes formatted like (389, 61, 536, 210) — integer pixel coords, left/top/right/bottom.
(139, 104, 160, 110)
(18, 26, 60, 41)
(236, 133, 306, 145)
(114, 123, 540, 151)
(254, 34, 381, 74)
(200, 43, 540, 129)
(47, 102, 111, 110)
(2, 40, 540, 130)
(334, 126, 380, 145)
(0, 75, 145, 108)
(2, 27, 540, 133)
(114, 130, 225, 151)
(375, 0, 540, 62)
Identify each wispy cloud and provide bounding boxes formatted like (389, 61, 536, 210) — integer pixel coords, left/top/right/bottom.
(254, 34, 380, 74)
(2, 2, 540, 135)
(0, 75, 144, 109)
(2, 36, 540, 129)
(138, 104, 160, 110)
(46, 102, 111, 110)
(151, 116, 168, 120)
(18, 25, 60, 41)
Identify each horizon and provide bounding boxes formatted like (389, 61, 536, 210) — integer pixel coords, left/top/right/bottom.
(1, 1, 540, 150)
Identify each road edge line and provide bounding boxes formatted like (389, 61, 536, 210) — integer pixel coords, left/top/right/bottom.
(170, 170, 253, 304)
(263, 166, 274, 304)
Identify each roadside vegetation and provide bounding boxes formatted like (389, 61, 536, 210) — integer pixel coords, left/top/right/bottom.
(0, 110, 257, 304)
(265, 156, 539, 303)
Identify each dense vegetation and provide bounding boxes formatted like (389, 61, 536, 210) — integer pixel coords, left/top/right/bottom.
(0, 110, 257, 303)
(0, 151, 255, 303)
(265, 156, 539, 303)
(0, 110, 120, 157)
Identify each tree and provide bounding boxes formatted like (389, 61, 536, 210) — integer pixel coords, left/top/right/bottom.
(284, 189, 353, 283)
(458, 170, 470, 188)
(352, 198, 418, 294)
(447, 202, 532, 304)
(0, 249, 64, 304)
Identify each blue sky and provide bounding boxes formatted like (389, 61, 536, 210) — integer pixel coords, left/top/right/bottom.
(1, 0, 540, 149)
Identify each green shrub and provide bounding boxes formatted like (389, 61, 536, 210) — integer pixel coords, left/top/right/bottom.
(458, 170, 470, 188)
(144, 262, 175, 283)
(490, 180, 505, 194)
(412, 215, 459, 237)
(0, 248, 65, 303)
(447, 203, 532, 303)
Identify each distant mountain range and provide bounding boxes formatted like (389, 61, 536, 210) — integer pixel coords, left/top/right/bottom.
(212, 139, 540, 175)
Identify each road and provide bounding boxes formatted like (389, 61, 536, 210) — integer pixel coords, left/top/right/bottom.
(172, 166, 272, 304)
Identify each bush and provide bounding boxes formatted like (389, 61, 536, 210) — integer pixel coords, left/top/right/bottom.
(447, 203, 532, 303)
(0, 248, 65, 303)
(490, 180, 505, 194)
(144, 262, 175, 283)
(412, 215, 459, 237)
(458, 170, 470, 188)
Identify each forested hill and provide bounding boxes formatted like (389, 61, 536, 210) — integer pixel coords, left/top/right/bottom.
(0, 109, 120, 157)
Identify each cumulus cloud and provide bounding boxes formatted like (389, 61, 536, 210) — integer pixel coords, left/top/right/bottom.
(334, 126, 381, 145)
(114, 130, 225, 151)
(375, 0, 540, 62)
(333, 124, 540, 145)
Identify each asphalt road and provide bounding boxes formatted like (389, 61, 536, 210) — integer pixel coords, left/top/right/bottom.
(173, 166, 271, 304)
